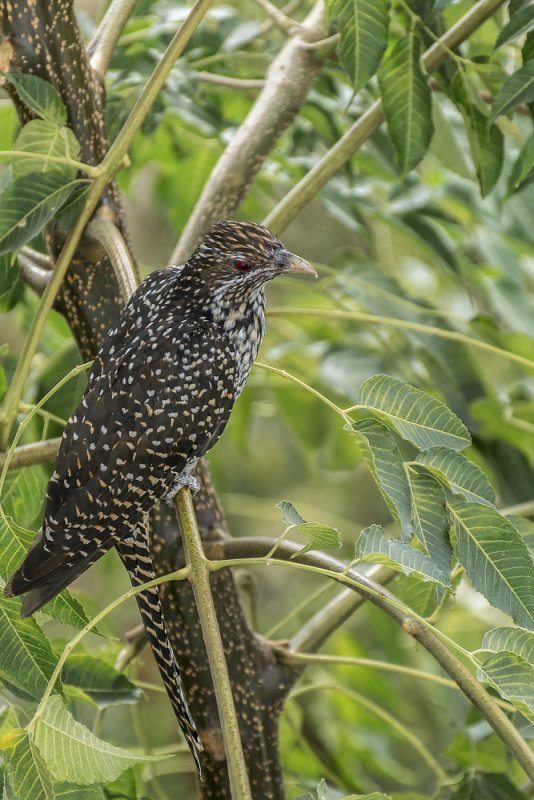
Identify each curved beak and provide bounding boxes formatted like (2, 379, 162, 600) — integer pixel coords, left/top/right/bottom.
(283, 252, 318, 278)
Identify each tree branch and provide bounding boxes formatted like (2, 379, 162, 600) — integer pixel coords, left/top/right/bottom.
(263, 0, 508, 234)
(88, 0, 139, 78)
(170, 0, 326, 264)
(197, 72, 265, 90)
(215, 537, 534, 782)
(0, 438, 61, 470)
(85, 216, 138, 302)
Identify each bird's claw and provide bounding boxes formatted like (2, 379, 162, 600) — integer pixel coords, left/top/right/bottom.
(164, 473, 201, 505)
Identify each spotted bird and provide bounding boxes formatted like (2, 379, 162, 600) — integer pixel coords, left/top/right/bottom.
(5, 219, 317, 768)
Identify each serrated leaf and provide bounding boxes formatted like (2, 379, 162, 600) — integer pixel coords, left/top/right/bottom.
(355, 524, 450, 586)
(351, 418, 413, 539)
(0, 516, 92, 631)
(291, 522, 342, 557)
(12, 120, 80, 178)
(61, 655, 143, 708)
(0, 253, 18, 297)
(416, 447, 495, 506)
(452, 72, 503, 196)
(1, 464, 47, 528)
(0, 174, 80, 255)
(30, 697, 166, 785)
(0, 728, 53, 800)
(276, 500, 306, 527)
(509, 135, 534, 192)
(396, 573, 440, 616)
(1, 73, 66, 124)
(490, 61, 534, 122)
(358, 374, 471, 451)
(495, 4, 534, 48)
(478, 651, 534, 723)
(0, 592, 62, 700)
(378, 31, 434, 173)
(448, 501, 534, 629)
(482, 626, 534, 664)
(328, 0, 390, 93)
(410, 472, 452, 576)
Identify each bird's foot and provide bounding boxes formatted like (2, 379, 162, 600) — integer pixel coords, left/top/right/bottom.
(164, 473, 201, 505)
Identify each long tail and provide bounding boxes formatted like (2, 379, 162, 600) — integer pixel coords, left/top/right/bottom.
(116, 520, 204, 774)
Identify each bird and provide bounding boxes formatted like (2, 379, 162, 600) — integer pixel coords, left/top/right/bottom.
(5, 219, 317, 769)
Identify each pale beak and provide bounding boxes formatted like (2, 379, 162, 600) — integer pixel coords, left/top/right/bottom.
(283, 252, 318, 278)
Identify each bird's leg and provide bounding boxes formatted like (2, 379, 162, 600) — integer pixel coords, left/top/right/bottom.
(163, 460, 201, 505)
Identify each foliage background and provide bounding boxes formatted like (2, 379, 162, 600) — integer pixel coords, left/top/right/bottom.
(1, 0, 534, 798)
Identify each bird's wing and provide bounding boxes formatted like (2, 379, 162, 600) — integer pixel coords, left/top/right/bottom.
(6, 316, 237, 611)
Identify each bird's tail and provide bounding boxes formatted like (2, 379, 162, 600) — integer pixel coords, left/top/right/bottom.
(5, 530, 115, 617)
(116, 521, 204, 774)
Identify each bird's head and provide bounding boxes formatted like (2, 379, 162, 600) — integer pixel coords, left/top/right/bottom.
(188, 220, 317, 298)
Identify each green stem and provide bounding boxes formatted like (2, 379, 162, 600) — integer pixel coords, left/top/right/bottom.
(255, 361, 351, 421)
(175, 489, 252, 800)
(263, 0, 507, 233)
(0, 0, 214, 450)
(29, 565, 190, 730)
(291, 683, 448, 785)
(268, 307, 534, 373)
(280, 651, 516, 712)
(0, 150, 99, 176)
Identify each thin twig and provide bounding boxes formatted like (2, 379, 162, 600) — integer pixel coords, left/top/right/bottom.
(88, 0, 139, 78)
(263, 0, 508, 234)
(253, 0, 302, 34)
(197, 72, 265, 90)
(175, 489, 252, 800)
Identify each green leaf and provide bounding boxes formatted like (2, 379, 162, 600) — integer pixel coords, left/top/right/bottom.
(276, 500, 306, 527)
(482, 626, 534, 665)
(358, 374, 471, 451)
(291, 522, 342, 557)
(276, 501, 341, 555)
(30, 697, 166, 785)
(0, 728, 53, 800)
(452, 73, 503, 196)
(1, 464, 47, 528)
(0, 516, 92, 631)
(351, 418, 413, 539)
(328, 0, 390, 93)
(54, 784, 106, 799)
(450, 772, 527, 800)
(61, 655, 143, 708)
(490, 61, 534, 122)
(448, 501, 534, 629)
(495, 5, 534, 49)
(355, 524, 450, 586)
(409, 472, 452, 576)
(416, 447, 495, 507)
(378, 31, 434, 173)
(1, 73, 67, 124)
(0, 174, 80, 255)
(508, 133, 534, 193)
(478, 651, 534, 723)
(12, 120, 80, 178)
(0, 592, 62, 700)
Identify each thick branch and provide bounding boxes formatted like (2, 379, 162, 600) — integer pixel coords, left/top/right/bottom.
(170, 0, 326, 264)
(264, 0, 507, 234)
(0, 438, 61, 470)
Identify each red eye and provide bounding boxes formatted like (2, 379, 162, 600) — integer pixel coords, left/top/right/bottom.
(234, 258, 251, 272)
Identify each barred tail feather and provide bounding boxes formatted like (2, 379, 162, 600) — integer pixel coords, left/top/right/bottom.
(116, 523, 203, 773)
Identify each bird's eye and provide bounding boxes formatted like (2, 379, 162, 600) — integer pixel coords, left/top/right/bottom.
(234, 258, 251, 272)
